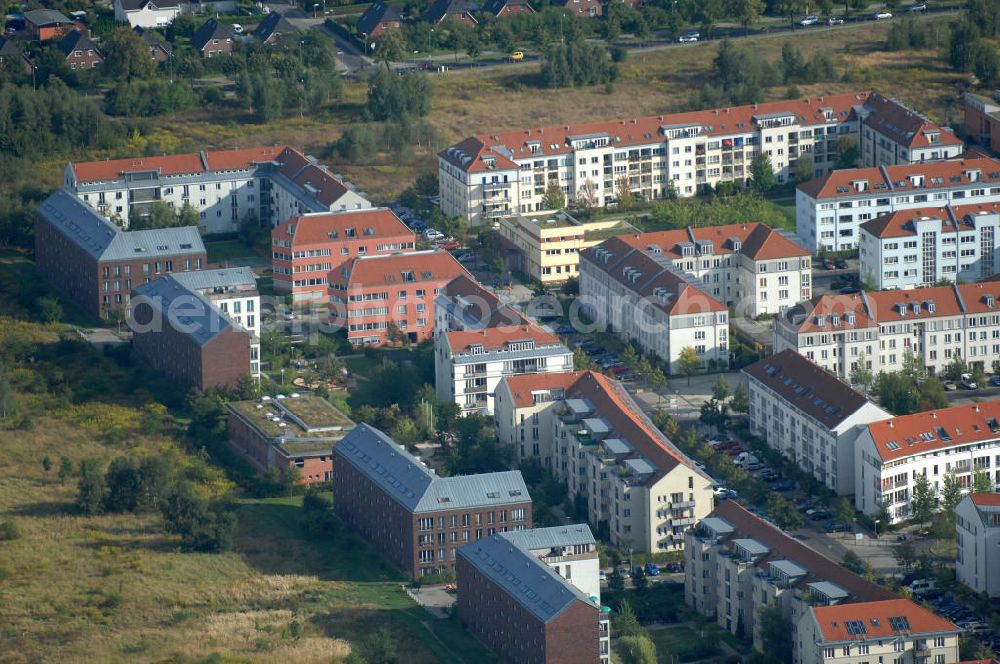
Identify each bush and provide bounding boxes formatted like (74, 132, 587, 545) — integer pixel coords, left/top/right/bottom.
(0, 520, 20, 540)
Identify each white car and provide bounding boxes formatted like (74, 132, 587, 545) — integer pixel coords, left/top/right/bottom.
(678, 31, 699, 42)
(799, 14, 819, 25)
(873, 11, 892, 19)
(424, 228, 444, 240)
(231, 23, 244, 34)
(827, 16, 844, 25)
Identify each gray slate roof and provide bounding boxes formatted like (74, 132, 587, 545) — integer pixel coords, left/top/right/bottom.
(500, 525, 595, 552)
(132, 275, 232, 346)
(254, 11, 297, 40)
(36, 189, 205, 262)
(192, 18, 233, 51)
(24, 8, 71, 26)
(333, 424, 530, 513)
(458, 534, 595, 624)
(170, 267, 256, 292)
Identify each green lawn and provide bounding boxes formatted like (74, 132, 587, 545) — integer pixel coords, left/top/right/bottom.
(205, 239, 264, 264)
(766, 194, 798, 231)
(643, 624, 739, 663)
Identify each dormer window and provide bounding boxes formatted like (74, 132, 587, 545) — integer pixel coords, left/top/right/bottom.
(911, 301, 920, 314)
(896, 303, 907, 316)
(987, 295, 996, 308)
(926, 300, 936, 314)
(470, 344, 484, 355)
(832, 315, 840, 326)
(853, 180, 868, 192)
(815, 316, 825, 327)
(846, 312, 856, 325)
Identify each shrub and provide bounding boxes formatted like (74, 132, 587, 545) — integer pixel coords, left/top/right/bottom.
(0, 520, 20, 540)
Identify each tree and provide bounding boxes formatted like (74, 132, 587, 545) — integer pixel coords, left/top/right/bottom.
(160, 481, 236, 552)
(615, 175, 635, 211)
(577, 179, 599, 211)
(76, 459, 107, 515)
(618, 634, 657, 664)
(0, 370, 16, 421)
(944, 355, 968, 381)
(677, 347, 702, 385)
(731, 383, 749, 414)
(364, 628, 398, 664)
(940, 471, 963, 514)
(541, 182, 565, 211)
(850, 354, 873, 391)
(608, 568, 625, 591)
(374, 27, 406, 69)
(58, 456, 73, 485)
(894, 540, 918, 571)
(767, 493, 803, 530)
(37, 297, 62, 324)
(834, 136, 859, 169)
(872, 372, 918, 416)
(750, 152, 775, 193)
(630, 565, 648, 591)
(794, 153, 815, 184)
(758, 603, 793, 664)
(973, 468, 993, 494)
(42, 456, 52, 473)
(911, 473, 937, 527)
(842, 550, 864, 574)
(712, 374, 731, 402)
(731, 0, 764, 34)
(102, 27, 156, 82)
(833, 497, 854, 527)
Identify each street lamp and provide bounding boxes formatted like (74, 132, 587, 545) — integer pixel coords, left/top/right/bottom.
(874, 519, 880, 539)
(313, 3, 319, 17)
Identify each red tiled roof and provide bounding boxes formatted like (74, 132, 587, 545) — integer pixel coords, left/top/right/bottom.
(799, 157, 1000, 200)
(712, 501, 896, 602)
(812, 599, 957, 642)
(500, 371, 586, 408)
(336, 250, 469, 290)
(272, 208, 414, 247)
(615, 222, 805, 261)
(739, 223, 809, 260)
(861, 202, 1000, 239)
(970, 493, 1000, 507)
(446, 325, 561, 353)
(743, 350, 879, 429)
(862, 92, 963, 150)
(445, 91, 873, 174)
(866, 401, 1000, 461)
(202, 145, 285, 171)
(72, 152, 207, 182)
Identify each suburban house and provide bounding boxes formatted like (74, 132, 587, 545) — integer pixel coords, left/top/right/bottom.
(253, 11, 298, 44)
(439, 91, 959, 226)
(795, 157, 1000, 253)
(34, 189, 205, 321)
(798, 600, 960, 664)
(859, 202, 1000, 290)
(481, 0, 535, 16)
(744, 350, 891, 496)
(65, 145, 370, 233)
(854, 401, 1000, 523)
(858, 92, 963, 167)
(134, 26, 173, 61)
(551, 0, 602, 17)
(356, 1, 403, 38)
(331, 423, 533, 579)
(192, 18, 234, 58)
(963, 92, 1000, 151)
(270, 208, 415, 303)
(956, 493, 1000, 597)
(226, 394, 354, 484)
(0, 36, 32, 74)
(774, 282, 1000, 380)
(114, 0, 182, 27)
(579, 236, 730, 374)
(495, 370, 714, 553)
(24, 9, 72, 41)
(433, 275, 573, 415)
(457, 532, 605, 664)
(424, 0, 478, 25)
(130, 274, 252, 390)
(495, 211, 636, 283)
(58, 30, 102, 70)
(328, 250, 469, 346)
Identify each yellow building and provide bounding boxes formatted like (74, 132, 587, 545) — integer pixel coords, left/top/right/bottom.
(496, 211, 636, 284)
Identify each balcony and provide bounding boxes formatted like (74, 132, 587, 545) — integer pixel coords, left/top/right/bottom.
(671, 517, 697, 527)
(671, 500, 696, 509)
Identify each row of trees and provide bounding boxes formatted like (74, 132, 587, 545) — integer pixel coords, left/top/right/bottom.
(541, 40, 618, 89)
(851, 350, 952, 416)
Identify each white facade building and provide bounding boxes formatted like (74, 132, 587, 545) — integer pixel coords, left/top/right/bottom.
(114, 0, 181, 27)
(859, 203, 1000, 290)
(796, 157, 1000, 253)
(956, 493, 1000, 598)
(169, 266, 261, 378)
(744, 350, 891, 496)
(579, 236, 729, 374)
(684, 501, 899, 653)
(775, 281, 1000, 380)
(65, 145, 370, 235)
(495, 370, 713, 553)
(858, 92, 964, 168)
(433, 275, 573, 415)
(854, 401, 1000, 522)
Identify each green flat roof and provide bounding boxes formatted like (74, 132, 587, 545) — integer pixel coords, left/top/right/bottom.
(584, 222, 635, 242)
(227, 395, 353, 440)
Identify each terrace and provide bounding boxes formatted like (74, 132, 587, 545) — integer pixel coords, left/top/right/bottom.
(227, 395, 353, 440)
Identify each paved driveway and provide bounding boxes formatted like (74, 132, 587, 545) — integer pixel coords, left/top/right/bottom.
(405, 584, 456, 619)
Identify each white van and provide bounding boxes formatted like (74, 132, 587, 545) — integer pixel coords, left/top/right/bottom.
(735, 452, 762, 471)
(908, 579, 936, 594)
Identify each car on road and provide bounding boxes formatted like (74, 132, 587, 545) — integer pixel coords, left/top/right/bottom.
(509, 50, 524, 61)
(827, 16, 844, 24)
(908, 2, 927, 10)
(678, 30, 700, 42)
(834, 258, 848, 269)
(644, 562, 661, 576)
(799, 14, 819, 25)
(873, 11, 893, 19)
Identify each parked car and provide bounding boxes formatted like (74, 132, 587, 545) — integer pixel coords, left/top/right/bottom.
(827, 16, 844, 24)
(873, 11, 893, 19)
(440, 240, 461, 251)
(960, 373, 978, 390)
(424, 228, 444, 240)
(834, 258, 849, 269)
(644, 562, 661, 576)
(773, 479, 796, 491)
(509, 50, 524, 61)
(840, 286, 860, 294)
(664, 561, 683, 573)
(820, 259, 834, 270)
(824, 521, 851, 533)
(806, 509, 832, 521)
(799, 14, 819, 25)
(599, 570, 607, 582)
(991, 375, 1000, 387)
(678, 30, 700, 42)
(231, 23, 244, 33)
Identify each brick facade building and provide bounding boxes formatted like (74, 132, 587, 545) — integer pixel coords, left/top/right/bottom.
(58, 30, 102, 70)
(332, 424, 533, 579)
(35, 190, 206, 321)
(457, 534, 602, 664)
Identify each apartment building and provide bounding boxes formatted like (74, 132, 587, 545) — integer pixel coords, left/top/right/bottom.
(855, 401, 1000, 523)
(457, 533, 604, 664)
(65, 145, 369, 233)
(495, 370, 713, 552)
(579, 237, 729, 374)
(798, 599, 960, 664)
(859, 92, 963, 168)
(35, 189, 206, 321)
(440, 91, 960, 226)
(271, 208, 415, 302)
(685, 501, 897, 651)
(956, 493, 1000, 597)
(169, 267, 261, 377)
(859, 203, 1000, 290)
(796, 157, 1000, 253)
(130, 274, 251, 390)
(963, 92, 1000, 150)
(331, 423, 532, 579)
(744, 350, 891, 496)
(606, 223, 811, 317)
(495, 211, 636, 283)
(329, 250, 469, 346)
(434, 275, 573, 415)
(226, 394, 354, 484)
(774, 281, 1000, 380)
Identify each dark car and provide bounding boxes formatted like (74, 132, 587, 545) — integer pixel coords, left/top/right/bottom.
(808, 509, 832, 521)
(664, 561, 684, 573)
(644, 562, 661, 576)
(825, 521, 851, 533)
(773, 479, 796, 491)
(821, 259, 834, 270)
(834, 258, 849, 269)
(840, 286, 860, 294)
